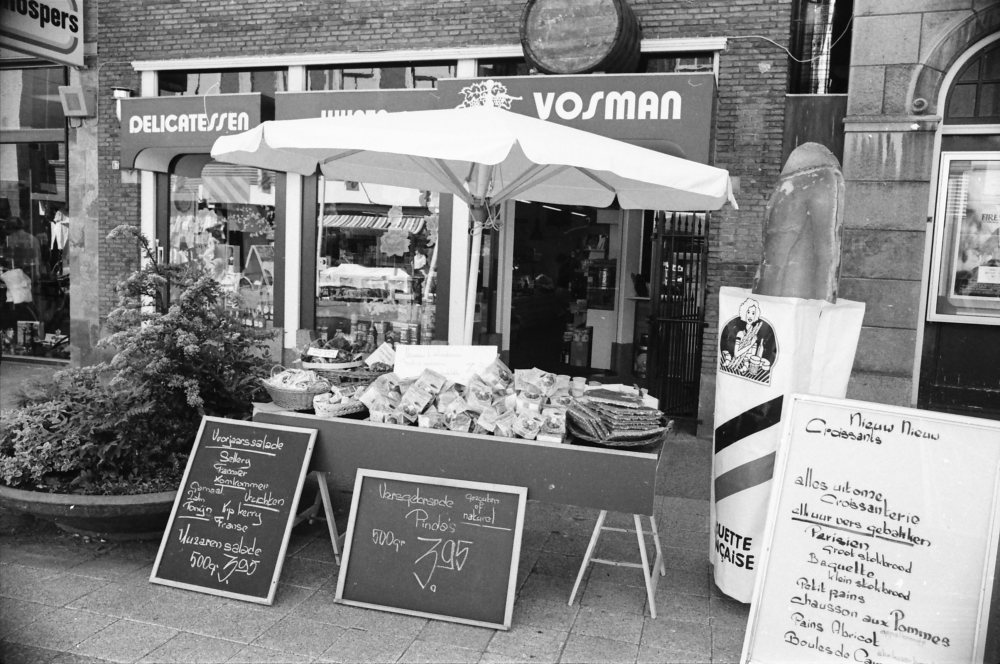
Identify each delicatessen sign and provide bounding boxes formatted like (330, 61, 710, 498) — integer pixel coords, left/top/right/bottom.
(119, 93, 271, 170)
(742, 395, 1000, 664)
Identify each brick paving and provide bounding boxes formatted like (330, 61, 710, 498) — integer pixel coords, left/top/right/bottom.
(0, 361, 749, 663)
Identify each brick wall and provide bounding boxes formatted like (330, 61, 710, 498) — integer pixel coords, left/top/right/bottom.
(95, 0, 791, 349)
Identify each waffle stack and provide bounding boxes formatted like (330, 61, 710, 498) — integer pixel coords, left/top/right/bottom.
(567, 389, 671, 447)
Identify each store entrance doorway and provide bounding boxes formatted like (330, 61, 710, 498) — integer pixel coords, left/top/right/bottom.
(506, 202, 620, 377)
(645, 212, 709, 421)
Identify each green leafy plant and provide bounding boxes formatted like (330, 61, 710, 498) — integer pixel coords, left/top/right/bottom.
(0, 225, 277, 495)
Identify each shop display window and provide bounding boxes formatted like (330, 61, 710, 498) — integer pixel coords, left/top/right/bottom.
(0, 141, 69, 358)
(314, 180, 438, 348)
(928, 152, 1000, 324)
(168, 161, 277, 328)
(307, 62, 456, 91)
(1, 66, 69, 358)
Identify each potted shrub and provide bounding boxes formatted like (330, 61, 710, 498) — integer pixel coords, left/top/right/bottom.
(0, 226, 276, 539)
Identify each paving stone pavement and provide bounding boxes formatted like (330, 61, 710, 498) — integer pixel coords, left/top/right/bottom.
(0, 362, 750, 663)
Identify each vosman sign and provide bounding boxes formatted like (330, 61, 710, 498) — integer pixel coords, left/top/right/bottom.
(0, 0, 83, 68)
(438, 73, 716, 164)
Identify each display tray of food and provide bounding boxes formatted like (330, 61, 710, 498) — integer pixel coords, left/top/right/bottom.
(254, 353, 670, 514)
(253, 403, 666, 515)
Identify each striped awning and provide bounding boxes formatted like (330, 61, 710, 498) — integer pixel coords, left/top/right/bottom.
(322, 215, 426, 234)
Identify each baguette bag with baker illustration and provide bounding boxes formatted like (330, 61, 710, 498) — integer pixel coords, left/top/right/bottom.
(710, 143, 866, 603)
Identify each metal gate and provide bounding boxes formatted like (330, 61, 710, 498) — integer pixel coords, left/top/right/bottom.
(646, 211, 709, 421)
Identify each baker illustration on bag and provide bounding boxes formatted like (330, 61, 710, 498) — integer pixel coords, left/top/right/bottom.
(719, 297, 777, 385)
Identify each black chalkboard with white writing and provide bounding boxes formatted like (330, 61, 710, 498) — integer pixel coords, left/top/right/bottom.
(335, 470, 527, 629)
(150, 417, 317, 604)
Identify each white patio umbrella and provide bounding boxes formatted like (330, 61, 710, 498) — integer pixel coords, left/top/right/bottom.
(211, 105, 736, 343)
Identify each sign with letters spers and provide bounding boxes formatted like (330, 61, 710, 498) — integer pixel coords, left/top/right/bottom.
(150, 416, 317, 605)
(335, 470, 527, 630)
(742, 395, 1000, 664)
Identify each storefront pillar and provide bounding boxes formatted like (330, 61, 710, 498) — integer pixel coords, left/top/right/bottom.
(282, 173, 305, 361)
(67, 59, 102, 365)
(448, 198, 470, 343)
(139, 72, 158, 264)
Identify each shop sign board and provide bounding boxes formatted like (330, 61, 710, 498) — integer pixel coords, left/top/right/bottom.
(119, 93, 272, 170)
(742, 394, 1000, 664)
(150, 416, 318, 605)
(437, 73, 716, 163)
(335, 469, 527, 629)
(276, 89, 440, 120)
(0, 0, 83, 68)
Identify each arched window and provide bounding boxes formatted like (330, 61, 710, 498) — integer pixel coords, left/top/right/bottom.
(945, 41, 1000, 124)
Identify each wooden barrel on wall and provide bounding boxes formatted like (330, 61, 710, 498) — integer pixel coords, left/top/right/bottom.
(519, 0, 642, 75)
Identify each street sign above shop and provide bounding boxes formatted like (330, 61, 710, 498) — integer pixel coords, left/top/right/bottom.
(119, 93, 273, 172)
(276, 89, 440, 121)
(437, 73, 716, 163)
(1, 0, 84, 68)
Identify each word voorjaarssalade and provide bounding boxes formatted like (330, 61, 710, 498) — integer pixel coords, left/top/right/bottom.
(803, 412, 941, 445)
(171, 428, 289, 585)
(783, 467, 953, 661)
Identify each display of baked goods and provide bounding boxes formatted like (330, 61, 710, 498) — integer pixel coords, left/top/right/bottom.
(566, 390, 671, 447)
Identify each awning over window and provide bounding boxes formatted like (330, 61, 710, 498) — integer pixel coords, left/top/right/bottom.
(322, 215, 426, 234)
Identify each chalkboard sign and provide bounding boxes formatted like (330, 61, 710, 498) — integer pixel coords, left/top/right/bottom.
(335, 470, 527, 629)
(150, 416, 318, 605)
(743, 395, 1000, 664)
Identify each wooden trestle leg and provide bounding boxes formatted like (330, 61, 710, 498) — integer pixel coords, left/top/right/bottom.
(568, 510, 665, 618)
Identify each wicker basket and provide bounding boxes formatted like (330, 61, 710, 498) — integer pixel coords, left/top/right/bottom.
(313, 396, 368, 419)
(261, 367, 331, 411)
(315, 366, 393, 385)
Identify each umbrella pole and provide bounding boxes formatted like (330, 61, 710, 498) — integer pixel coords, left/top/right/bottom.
(464, 166, 494, 345)
(464, 225, 483, 345)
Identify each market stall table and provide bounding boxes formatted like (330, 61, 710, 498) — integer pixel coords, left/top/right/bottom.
(252, 403, 669, 615)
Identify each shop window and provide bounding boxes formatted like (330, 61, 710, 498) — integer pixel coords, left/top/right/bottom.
(0, 67, 67, 130)
(1, 142, 69, 358)
(788, 0, 853, 94)
(158, 68, 287, 96)
(478, 55, 713, 77)
(638, 53, 713, 74)
(306, 62, 456, 91)
(927, 153, 1000, 323)
(946, 42, 1000, 124)
(315, 179, 438, 348)
(168, 161, 277, 328)
(477, 58, 531, 78)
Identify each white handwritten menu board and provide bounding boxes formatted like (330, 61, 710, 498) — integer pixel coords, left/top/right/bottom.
(150, 417, 318, 605)
(335, 470, 527, 629)
(743, 395, 1000, 664)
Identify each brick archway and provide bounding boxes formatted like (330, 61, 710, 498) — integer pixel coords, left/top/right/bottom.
(910, 7, 1000, 115)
